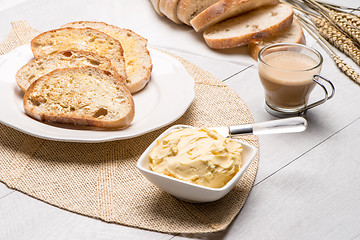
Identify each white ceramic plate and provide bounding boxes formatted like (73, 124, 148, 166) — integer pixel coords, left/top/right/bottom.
(0, 45, 195, 142)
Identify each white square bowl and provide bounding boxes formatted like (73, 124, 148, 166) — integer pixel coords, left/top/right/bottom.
(137, 125, 258, 203)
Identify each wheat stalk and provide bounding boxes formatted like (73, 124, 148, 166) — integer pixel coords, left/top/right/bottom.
(297, 15, 360, 85)
(328, 10, 360, 45)
(315, 1, 360, 12)
(310, 16, 360, 66)
(328, 10, 360, 29)
(331, 55, 360, 85)
(289, 1, 360, 66)
(298, 0, 360, 46)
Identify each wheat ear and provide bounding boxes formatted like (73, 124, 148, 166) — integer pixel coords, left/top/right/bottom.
(298, 15, 360, 85)
(310, 16, 360, 66)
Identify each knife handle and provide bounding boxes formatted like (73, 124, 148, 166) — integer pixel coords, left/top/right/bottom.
(229, 117, 308, 136)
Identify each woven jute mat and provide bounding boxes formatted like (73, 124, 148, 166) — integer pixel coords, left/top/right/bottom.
(0, 21, 259, 234)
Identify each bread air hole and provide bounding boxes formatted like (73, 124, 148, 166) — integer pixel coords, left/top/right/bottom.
(93, 108, 108, 118)
(89, 59, 101, 66)
(32, 42, 40, 47)
(62, 51, 73, 57)
(30, 97, 46, 106)
(103, 71, 111, 76)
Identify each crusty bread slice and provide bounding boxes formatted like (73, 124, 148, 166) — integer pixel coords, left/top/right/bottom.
(23, 67, 135, 129)
(61, 21, 153, 93)
(16, 50, 123, 92)
(30, 27, 127, 80)
(190, 0, 279, 32)
(177, 0, 220, 25)
(150, 0, 165, 16)
(203, 3, 294, 49)
(159, 0, 183, 24)
(248, 18, 305, 60)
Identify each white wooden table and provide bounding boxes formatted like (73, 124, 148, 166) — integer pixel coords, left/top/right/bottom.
(1, 0, 360, 239)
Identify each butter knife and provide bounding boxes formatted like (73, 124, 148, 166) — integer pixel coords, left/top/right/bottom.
(211, 117, 307, 138)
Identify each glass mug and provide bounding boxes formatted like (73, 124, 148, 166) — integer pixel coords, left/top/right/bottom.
(258, 43, 335, 117)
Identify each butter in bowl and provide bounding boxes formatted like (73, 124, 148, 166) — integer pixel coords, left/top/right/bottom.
(137, 125, 257, 203)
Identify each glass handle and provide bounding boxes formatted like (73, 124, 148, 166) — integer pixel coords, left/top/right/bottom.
(303, 75, 335, 112)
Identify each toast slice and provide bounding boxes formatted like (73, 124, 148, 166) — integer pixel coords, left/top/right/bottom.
(30, 27, 127, 80)
(203, 3, 294, 49)
(61, 21, 153, 93)
(177, 0, 220, 25)
(23, 67, 135, 129)
(159, 0, 183, 24)
(248, 18, 305, 60)
(16, 50, 123, 92)
(190, 0, 279, 32)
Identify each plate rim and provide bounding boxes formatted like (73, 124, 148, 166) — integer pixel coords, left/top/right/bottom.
(0, 45, 195, 143)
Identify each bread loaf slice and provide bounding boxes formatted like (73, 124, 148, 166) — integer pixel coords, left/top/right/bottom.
(23, 67, 135, 129)
(150, 0, 165, 16)
(177, 0, 220, 25)
(61, 21, 153, 93)
(203, 3, 294, 49)
(16, 50, 122, 92)
(248, 18, 305, 60)
(31, 27, 127, 80)
(190, 0, 279, 32)
(159, 0, 183, 24)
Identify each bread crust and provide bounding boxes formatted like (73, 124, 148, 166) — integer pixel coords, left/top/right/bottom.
(23, 67, 135, 129)
(61, 21, 153, 93)
(150, 0, 165, 16)
(177, 0, 220, 25)
(190, 0, 279, 32)
(248, 18, 305, 60)
(203, 3, 294, 49)
(31, 27, 127, 80)
(159, 0, 183, 24)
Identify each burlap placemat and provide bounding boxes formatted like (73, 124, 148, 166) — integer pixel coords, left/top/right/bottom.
(0, 21, 259, 234)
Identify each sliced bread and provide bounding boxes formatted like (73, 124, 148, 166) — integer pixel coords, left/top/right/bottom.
(150, 0, 165, 16)
(190, 0, 279, 32)
(159, 0, 183, 24)
(23, 67, 135, 129)
(203, 3, 294, 49)
(61, 21, 153, 93)
(30, 27, 127, 80)
(16, 50, 123, 92)
(248, 18, 305, 60)
(177, 0, 220, 25)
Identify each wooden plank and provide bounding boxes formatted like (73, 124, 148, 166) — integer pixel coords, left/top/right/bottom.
(174, 118, 360, 239)
(0, 190, 173, 240)
(0, 183, 14, 199)
(164, 49, 253, 82)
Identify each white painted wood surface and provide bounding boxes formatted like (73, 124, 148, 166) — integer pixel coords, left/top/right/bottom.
(1, 0, 360, 239)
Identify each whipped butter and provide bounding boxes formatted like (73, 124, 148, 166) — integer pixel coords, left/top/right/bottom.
(149, 128, 243, 188)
